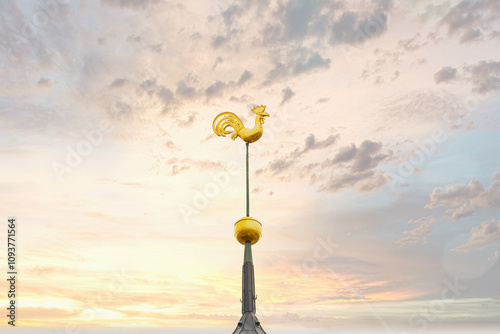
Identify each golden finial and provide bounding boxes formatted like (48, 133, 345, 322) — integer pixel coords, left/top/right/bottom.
(212, 105, 269, 143)
(234, 217, 262, 245)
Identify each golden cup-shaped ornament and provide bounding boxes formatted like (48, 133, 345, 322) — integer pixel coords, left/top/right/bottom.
(234, 216, 262, 245)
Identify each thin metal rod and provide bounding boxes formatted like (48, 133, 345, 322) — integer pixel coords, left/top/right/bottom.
(246, 142, 249, 217)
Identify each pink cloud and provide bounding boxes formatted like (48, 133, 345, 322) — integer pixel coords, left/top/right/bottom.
(454, 219, 500, 252)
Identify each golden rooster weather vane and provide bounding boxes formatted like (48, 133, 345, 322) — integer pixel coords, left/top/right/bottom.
(212, 105, 269, 334)
(212, 105, 269, 143)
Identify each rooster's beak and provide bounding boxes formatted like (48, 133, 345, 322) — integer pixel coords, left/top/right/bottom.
(262, 111, 270, 117)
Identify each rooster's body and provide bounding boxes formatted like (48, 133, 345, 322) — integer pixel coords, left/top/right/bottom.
(213, 105, 269, 143)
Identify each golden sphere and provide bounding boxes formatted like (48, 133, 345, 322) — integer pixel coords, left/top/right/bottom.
(234, 216, 262, 245)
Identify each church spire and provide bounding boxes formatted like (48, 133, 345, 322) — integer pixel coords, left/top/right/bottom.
(232, 240, 266, 334)
(212, 107, 269, 334)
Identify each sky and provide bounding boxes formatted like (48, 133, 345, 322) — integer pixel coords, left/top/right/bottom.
(1, 0, 500, 333)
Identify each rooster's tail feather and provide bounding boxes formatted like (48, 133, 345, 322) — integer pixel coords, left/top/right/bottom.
(213, 112, 244, 137)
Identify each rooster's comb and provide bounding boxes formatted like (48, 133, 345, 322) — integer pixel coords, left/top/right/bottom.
(252, 105, 266, 114)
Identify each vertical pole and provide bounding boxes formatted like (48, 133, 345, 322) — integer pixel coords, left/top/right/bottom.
(246, 142, 249, 217)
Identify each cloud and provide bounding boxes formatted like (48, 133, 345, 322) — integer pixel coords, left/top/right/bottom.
(326, 140, 388, 172)
(397, 34, 427, 51)
(391, 175, 500, 257)
(260, 0, 334, 44)
(136, 78, 177, 113)
(37, 77, 54, 89)
(329, 9, 388, 45)
(212, 56, 223, 70)
(110, 77, 127, 88)
(404, 216, 440, 235)
(355, 171, 391, 193)
(434, 66, 458, 84)
(440, 0, 500, 43)
(204, 70, 254, 99)
(176, 80, 197, 99)
(396, 236, 427, 245)
(352, 141, 388, 172)
(464, 60, 500, 93)
(441, 2, 479, 34)
(210, 27, 241, 49)
(401, 174, 500, 245)
(204, 81, 226, 98)
(265, 50, 331, 84)
(100, 0, 163, 10)
(425, 174, 500, 220)
(280, 86, 295, 105)
(460, 28, 483, 42)
(210, 0, 262, 50)
(293, 52, 331, 74)
(213, 1, 390, 87)
(259, 1, 392, 47)
(428, 179, 485, 206)
(111, 101, 132, 117)
(445, 202, 475, 220)
(405, 223, 433, 235)
(267, 133, 339, 174)
(303, 134, 338, 152)
(382, 90, 468, 128)
(454, 219, 500, 252)
(150, 43, 163, 53)
(358, 42, 409, 85)
(330, 12, 357, 45)
(269, 158, 295, 174)
(418, 2, 450, 22)
(412, 167, 422, 174)
(221, 4, 242, 27)
(177, 112, 197, 128)
(237, 70, 253, 86)
(331, 144, 357, 163)
(474, 177, 500, 208)
(156, 86, 176, 113)
(490, 250, 500, 261)
(318, 140, 391, 193)
(0, 1, 79, 71)
(211, 35, 228, 49)
(320, 169, 375, 192)
(281, 0, 329, 40)
(126, 35, 143, 43)
(408, 216, 439, 225)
